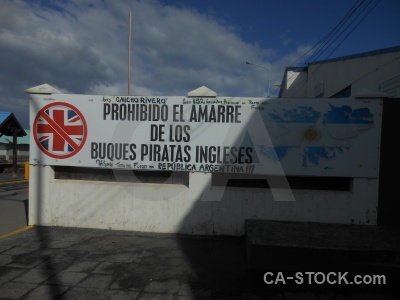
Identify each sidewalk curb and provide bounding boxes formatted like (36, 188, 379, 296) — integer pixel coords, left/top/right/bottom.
(0, 225, 35, 240)
(0, 180, 28, 186)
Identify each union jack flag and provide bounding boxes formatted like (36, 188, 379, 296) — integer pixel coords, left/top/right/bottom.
(35, 105, 85, 157)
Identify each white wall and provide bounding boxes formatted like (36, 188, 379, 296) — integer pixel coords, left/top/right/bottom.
(27, 85, 383, 236)
(29, 165, 379, 236)
(279, 48, 400, 98)
(281, 70, 308, 98)
(307, 50, 400, 98)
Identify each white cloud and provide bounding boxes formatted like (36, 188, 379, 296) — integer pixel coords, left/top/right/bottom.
(0, 0, 303, 129)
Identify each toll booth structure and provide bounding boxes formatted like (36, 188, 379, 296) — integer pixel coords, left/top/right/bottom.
(27, 84, 386, 236)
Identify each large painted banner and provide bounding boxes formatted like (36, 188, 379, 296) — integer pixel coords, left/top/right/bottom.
(29, 94, 382, 177)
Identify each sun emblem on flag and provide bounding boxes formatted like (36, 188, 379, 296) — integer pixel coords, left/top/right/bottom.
(302, 125, 322, 144)
(33, 102, 87, 159)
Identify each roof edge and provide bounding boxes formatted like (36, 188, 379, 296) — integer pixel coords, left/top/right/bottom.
(309, 45, 400, 66)
(25, 83, 61, 94)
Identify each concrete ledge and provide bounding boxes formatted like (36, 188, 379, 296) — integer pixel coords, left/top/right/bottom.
(245, 219, 400, 271)
(0, 179, 28, 186)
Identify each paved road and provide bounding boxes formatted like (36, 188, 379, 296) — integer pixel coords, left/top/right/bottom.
(0, 172, 399, 299)
(0, 226, 399, 300)
(0, 176, 28, 236)
(0, 172, 25, 183)
(0, 182, 28, 196)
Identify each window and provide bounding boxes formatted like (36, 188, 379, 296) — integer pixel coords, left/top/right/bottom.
(54, 166, 189, 186)
(330, 85, 352, 98)
(212, 173, 351, 191)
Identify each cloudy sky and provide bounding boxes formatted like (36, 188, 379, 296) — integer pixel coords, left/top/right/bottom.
(1, 0, 399, 129)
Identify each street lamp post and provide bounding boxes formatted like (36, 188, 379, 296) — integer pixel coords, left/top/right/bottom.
(246, 61, 270, 97)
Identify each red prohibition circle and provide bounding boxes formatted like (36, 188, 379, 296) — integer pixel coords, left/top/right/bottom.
(33, 102, 88, 159)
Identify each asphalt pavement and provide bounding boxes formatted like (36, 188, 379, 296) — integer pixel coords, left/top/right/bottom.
(0, 172, 26, 184)
(0, 172, 28, 236)
(0, 172, 399, 299)
(0, 226, 399, 300)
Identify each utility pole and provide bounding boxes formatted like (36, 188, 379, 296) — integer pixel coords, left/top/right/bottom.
(128, 10, 132, 96)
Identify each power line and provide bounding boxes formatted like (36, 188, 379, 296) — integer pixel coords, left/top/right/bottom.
(304, 0, 366, 64)
(290, 0, 381, 67)
(290, 0, 364, 67)
(324, 0, 381, 60)
(306, 0, 381, 64)
(284, 0, 381, 96)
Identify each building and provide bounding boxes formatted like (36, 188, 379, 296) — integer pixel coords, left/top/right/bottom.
(23, 48, 400, 272)
(27, 83, 385, 235)
(0, 129, 30, 163)
(278, 45, 400, 228)
(278, 45, 400, 99)
(0, 112, 28, 174)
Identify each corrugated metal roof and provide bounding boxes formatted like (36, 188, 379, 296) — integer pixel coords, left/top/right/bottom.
(0, 129, 30, 144)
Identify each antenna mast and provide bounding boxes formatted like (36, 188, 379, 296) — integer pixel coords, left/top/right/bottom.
(128, 10, 132, 95)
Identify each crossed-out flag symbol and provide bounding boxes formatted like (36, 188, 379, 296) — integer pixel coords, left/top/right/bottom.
(33, 102, 87, 159)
